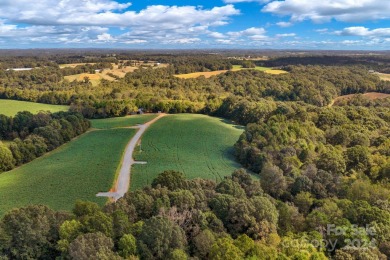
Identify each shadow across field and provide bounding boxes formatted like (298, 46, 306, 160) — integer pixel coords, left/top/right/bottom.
(218, 118, 245, 130)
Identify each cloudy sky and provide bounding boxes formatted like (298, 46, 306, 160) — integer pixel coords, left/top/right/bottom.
(0, 0, 389, 49)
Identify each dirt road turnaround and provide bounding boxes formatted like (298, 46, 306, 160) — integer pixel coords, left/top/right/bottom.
(96, 113, 166, 201)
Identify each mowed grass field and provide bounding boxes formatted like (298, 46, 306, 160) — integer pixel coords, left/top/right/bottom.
(131, 114, 244, 189)
(0, 128, 136, 216)
(0, 99, 69, 117)
(175, 65, 287, 79)
(333, 92, 390, 105)
(91, 114, 157, 129)
(377, 73, 390, 81)
(64, 73, 104, 86)
(174, 70, 229, 79)
(62, 62, 168, 85)
(232, 65, 288, 74)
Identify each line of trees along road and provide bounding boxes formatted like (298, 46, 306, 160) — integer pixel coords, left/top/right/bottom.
(0, 111, 90, 172)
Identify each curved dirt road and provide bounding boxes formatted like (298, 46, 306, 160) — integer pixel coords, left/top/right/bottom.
(97, 113, 166, 201)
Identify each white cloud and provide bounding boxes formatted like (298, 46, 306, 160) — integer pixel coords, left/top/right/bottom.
(0, 21, 109, 44)
(262, 0, 390, 22)
(335, 27, 390, 37)
(216, 39, 233, 44)
(209, 32, 226, 39)
(225, 27, 269, 42)
(228, 27, 266, 37)
(315, 28, 328, 33)
(2, 0, 131, 25)
(342, 40, 363, 44)
(168, 38, 201, 44)
(97, 33, 114, 42)
(123, 39, 147, 44)
(276, 33, 296, 37)
(0, 2, 239, 27)
(276, 21, 292, 27)
(0, 2, 240, 46)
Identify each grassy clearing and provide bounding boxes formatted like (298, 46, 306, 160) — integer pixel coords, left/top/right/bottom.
(0, 128, 135, 216)
(0, 100, 69, 117)
(62, 62, 168, 85)
(377, 73, 390, 81)
(59, 63, 96, 68)
(131, 114, 244, 189)
(64, 73, 103, 86)
(175, 66, 287, 79)
(332, 92, 390, 105)
(232, 65, 288, 74)
(174, 70, 228, 79)
(91, 114, 158, 129)
(231, 65, 269, 71)
(265, 69, 288, 75)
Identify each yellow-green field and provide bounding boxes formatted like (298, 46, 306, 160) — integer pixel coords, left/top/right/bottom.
(175, 65, 288, 79)
(378, 73, 390, 81)
(264, 69, 289, 74)
(232, 65, 288, 74)
(64, 73, 105, 86)
(59, 63, 96, 68)
(62, 61, 168, 85)
(131, 114, 245, 189)
(91, 114, 158, 129)
(0, 99, 69, 117)
(174, 70, 229, 79)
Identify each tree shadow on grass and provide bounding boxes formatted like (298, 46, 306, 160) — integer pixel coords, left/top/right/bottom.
(218, 118, 245, 130)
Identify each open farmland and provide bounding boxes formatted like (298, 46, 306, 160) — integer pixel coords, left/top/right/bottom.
(377, 73, 390, 81)
(264, 69, 289, 74)
(232, 65, 288, 74)
(62, 61, 168, 85)
(0, 128, 136, 216)
(332, 92, 390, 105)
(0, 99, 69, 117)
(175, 65, 287, 78)
(59, 63, 96, 68)
(174, 70, 229, 79)
(130, 114, 244, 189)
(91, 114, 157, 129)
(63, 73, 103, 86)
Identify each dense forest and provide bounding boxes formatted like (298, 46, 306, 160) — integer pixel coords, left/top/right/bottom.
(0, 111, 90, 172)
(0, 169, 388, 259)
(0, 52, 389, 259)
(0, 61, 389, 118)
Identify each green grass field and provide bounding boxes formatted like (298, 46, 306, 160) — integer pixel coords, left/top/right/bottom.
(131, 114, 244, 189)
(231, 65, 268, 71)
(0, 128, 135, 216)
(0, 99, 69, 117)
(232, 65, 288, 74)
(91, 114, 157, 129)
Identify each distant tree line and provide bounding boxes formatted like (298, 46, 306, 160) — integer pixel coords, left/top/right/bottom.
(0, 111, 90, 172)
(261, 55, 390, 73)
(1, 55, 390, 118)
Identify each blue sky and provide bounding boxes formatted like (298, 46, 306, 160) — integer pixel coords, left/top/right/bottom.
(0, 0, 389, 49)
